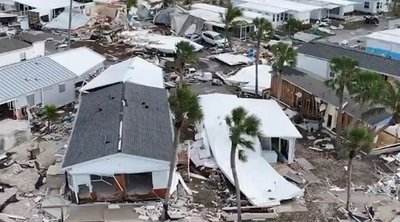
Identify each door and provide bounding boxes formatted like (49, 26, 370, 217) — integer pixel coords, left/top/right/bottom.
(327, 114, 332, 128)
(26, 94, 35, 107)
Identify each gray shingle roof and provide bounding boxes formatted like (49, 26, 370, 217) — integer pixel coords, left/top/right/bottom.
(282, 67, 392, 125)
(17, 31, 64, 43)
(298, 42, 400, 76)
(0, 57, 77, 104)
(62, 83, 173, 168)
(0, 37, 32, 54)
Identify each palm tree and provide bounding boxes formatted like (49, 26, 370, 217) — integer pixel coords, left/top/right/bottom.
(126, 0, 137, 15)
(174, 41, 198, 88)
(343, 126, 373, 211)
(43, 105, 59, 133)
(271, 42, 297, 101)
(163, 84, 203, 219)
(326, 56, 358, 150)
(225, 107, 262, 222)
(221, 5, 242, 49)
(253, 17, 273, 98)
(349, 70, 385, 126)
(284, 18, 302, 37)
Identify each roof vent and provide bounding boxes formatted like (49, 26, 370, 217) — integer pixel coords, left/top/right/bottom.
(122, 99, 127, 106)
(104, 135, 111, 144)
(109, 95, 115, 100)
(144, 105, 149, 109)
(98, 108, 102, 112)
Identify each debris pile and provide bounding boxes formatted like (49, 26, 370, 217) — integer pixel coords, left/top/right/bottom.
(366, 175, 400, 200)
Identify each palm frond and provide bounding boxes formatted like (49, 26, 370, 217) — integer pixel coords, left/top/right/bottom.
(168, 84, 203, 125)
(238, 149, 248, 162)
(344, 126, 374, 154)
(271, 42, 297, 72)
(238, 138, 254, 150)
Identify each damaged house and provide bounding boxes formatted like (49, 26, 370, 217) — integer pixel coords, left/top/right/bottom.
(61, 82, 173, 203)
(192, 93, 303, 207)
(0, 47, 105, 120)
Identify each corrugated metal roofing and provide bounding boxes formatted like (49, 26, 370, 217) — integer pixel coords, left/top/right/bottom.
(0, 57, 77, 103)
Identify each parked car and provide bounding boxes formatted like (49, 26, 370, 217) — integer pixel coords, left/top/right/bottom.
(364, 15, 379, 24)
(201, 31, 226, 47)
(184, 33, 202, 43)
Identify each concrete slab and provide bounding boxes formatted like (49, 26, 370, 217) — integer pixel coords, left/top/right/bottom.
(295, 158, 316, 170)
(104, 206, 141, 222)
(66, 205, 106, 222)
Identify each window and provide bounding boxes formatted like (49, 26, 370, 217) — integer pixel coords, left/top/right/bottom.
(377, 2, 380, 8)
(329, 66, 336, 78)
(20, 52, 26, 61)
(59, 83, 66, 93)
(272, 15, 275, 22)
(364, 1, 370, 8)
(280, 13, 284, 20)
(284, 13, 288, 20)
(277, 14, 280, 21)
(26, 94, 35, 107)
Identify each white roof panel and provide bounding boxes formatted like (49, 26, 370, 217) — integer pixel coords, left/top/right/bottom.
(14, 0, 71, 9)
(238, 2, 288, 14)
(227, 65, 273, 95)
(199, 94, 302, 206)
(80, 57, 164, 91)
(366, 29, 400, 44)
(49, 47, 105, 77)
(243, 0, 322, 12)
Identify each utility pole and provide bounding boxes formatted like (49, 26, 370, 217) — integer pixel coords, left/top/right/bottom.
(67, 0, 73, 49)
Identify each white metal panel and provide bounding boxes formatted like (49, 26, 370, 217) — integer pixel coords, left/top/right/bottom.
(41, 79, 75, 107)
(296, 53, 330, 80)
(64, 153, 170, 175)
(152, 170, 169, 189)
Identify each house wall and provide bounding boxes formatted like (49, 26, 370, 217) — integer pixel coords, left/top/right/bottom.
(294, 11, 311, 23)
(0, 44, 45, 67)
(366, 37, 400, 60)
(296, 53, 330, 80)
(353, 0, 385, 13)
(12, 79, 76, 109)
(41, 79, 76, 107)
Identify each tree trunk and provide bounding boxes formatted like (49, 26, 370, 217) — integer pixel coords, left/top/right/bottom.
(277, 71, 283, 101)
(230, 145, 241, 222)
(255, 39, 260, 98)
(346, 155, 354, 211)
(163, 125, 181, 220)
(335, 92, 344, 150)
(178, 69, 184, 89)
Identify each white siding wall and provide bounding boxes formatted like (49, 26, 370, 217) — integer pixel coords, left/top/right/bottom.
(12, 79, 75, 109)
(296, 53, 330, 80)
(14, 89, 41, 108)
(41, 79, 76, 107)
(323, 103, 338, 131)
(353, 0, 379, 13)
(0, 45, 45, 67)
(152, 170, 169, 189)
(294, 11, 311, 23)
(366, 37, 400, 54)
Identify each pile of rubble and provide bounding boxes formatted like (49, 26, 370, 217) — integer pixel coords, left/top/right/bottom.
(366, 175, 400, 200)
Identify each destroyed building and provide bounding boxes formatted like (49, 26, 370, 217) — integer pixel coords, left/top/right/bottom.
(62, 82, 173, 203)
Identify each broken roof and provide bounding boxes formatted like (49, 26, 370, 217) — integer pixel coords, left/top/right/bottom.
(0, 37, 32, 54)
(199, 94, 302, 206)
(227, 65, 272, 95)
(14, 0, 71, 9)
(17, 31, 64, 43)
(80, 57, 164, 91)
(282, 67, 392, 125)
(0, 57, 76, 104)
(62, 82, 173, 168)
(44, 11, 90, 30)
(298, 42, 400, 76)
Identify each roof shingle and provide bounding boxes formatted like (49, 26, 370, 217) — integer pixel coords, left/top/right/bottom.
(0, 37, 32, 54)
(62, 83, 173, 168)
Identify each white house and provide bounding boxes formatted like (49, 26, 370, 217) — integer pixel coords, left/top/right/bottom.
(296, 42, 400, 80)
(233, 0, 322, 27)
(195, 93, 302, 206)
(290, 0, 356, 20)
(0, 37, 45, 67)
(365, 29, 400, 60)
(189, 3, 255, 39)
(62, 59, 173, 203)
(0, 47, 105, 120)
(351, 0, 391, 14)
